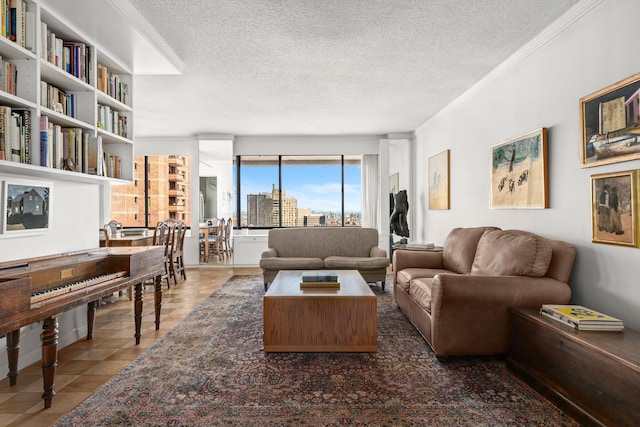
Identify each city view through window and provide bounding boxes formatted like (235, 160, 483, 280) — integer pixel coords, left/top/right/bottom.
(111, 155, 191, 228)
(237, 155, 362, 228)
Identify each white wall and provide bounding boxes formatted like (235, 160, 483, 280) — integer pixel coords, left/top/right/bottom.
(0, 176, 100, 376)
(413, 0, 640, 329)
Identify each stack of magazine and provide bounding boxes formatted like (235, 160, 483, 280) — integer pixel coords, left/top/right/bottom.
(540, 304, 624, 331)
(300, 271, 340, 289)
(405, 242, 435, 249)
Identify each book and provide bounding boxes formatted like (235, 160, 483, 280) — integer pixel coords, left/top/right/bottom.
(300, 280, 340, 289)
(540, 304, 624, 331)
(301, 271, 339, 282)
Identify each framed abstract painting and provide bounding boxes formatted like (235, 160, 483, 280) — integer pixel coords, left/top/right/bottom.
(490, 128, 548, 209)
(428, 150, 450, 210)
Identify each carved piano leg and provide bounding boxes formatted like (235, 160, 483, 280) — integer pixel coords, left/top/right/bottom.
(6, 329, 20, 386)
(154, 274, 162, 331)
(87, 300, 98, 340)
(134, 282, 143, 345)
(41, 316, 58, 409)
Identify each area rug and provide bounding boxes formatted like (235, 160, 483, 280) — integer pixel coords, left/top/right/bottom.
(55, 276, 577, 426)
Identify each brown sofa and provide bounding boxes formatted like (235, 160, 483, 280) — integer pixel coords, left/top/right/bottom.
(392, 226, 576, 359)
(260, 227, 390, 290)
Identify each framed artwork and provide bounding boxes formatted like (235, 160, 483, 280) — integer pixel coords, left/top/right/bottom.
(580, 72, 640, 168)
(389, 173, 399, 195)
(2, 178, 52, 236)
(490, 128, 548, 209)
(591, 170, 638, 247)
(428, 149, 450, 210)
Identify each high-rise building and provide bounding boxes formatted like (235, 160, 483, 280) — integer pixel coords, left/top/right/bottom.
(247, 184, 298, 227)
(246, 192, 272, 227)
(110, 155, 191, 227)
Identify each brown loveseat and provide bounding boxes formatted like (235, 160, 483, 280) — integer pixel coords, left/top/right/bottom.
(392, 226, 576, 359)
(260, 227, 390, 290)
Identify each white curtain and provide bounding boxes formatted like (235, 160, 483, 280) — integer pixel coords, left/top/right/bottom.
(361, 154, 379, 229)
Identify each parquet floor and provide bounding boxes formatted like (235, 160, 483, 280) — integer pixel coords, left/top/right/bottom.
(0, 266, 259, 427)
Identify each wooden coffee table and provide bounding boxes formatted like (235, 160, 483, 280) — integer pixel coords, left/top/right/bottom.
(263, 270, 377, 352)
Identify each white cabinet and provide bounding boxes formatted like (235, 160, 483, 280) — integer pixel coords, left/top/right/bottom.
(0, 0, 134, 183)
(233, 234, 268, 266)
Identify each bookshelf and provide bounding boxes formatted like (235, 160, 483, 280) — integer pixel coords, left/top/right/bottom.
(0, 0, 134, 183)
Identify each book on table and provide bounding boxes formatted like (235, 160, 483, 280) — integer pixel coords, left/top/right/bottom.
(300, 271, 339, 288)
(405, 242, 435, 249)
(540, 304, 624, 331)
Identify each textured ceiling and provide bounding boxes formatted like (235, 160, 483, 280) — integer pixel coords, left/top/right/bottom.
(128, 0, 579, 138)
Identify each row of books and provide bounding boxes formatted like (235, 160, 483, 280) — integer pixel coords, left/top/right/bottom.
(39, 116, 89, 171)
(0, 56, 16, 96)
(540, 304, 624, 331)
(97, 104, 128, 138)
(40, 81, 76, 118)
(0, 105, 30, 163)
(41, 21, 92, 84)
(97, 64, 129, 105)
(2, 0, 35, 52)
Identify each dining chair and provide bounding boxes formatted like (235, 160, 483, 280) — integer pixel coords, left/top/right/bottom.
(223, 217, 232, 258)
(104, 219, 122, 237)
(208, 218, 225, 261)
(173, 220, 187, 282)
(99, 228, 110, 247)
(152, 220, 174, 288)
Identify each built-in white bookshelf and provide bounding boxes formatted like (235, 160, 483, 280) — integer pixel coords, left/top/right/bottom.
(0, 0, 134, 183)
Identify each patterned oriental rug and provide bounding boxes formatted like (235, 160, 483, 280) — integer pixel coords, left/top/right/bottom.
(56, 275, 577, 426)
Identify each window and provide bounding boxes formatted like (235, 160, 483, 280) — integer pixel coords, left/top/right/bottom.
(110, 155, 192, 228)
(237, 155, 361, 228)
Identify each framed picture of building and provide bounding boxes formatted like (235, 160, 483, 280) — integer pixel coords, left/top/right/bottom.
(428, 149, 450, 210)
(591, 170, 638, 247)
(490, 128, 548, 209)
(2, 178, 52, 236)
(580, 72, 640, 168)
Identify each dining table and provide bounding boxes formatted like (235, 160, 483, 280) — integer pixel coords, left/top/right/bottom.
(199, 223, 218, 261)
(101, 232, 154, 247)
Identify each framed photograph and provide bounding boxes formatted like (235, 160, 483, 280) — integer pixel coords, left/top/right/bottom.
(2, 178, 52, 236)
(428, 149, 450, 210)
(591, 170, 638, 247)
(490, 128, 548, 209)
(580, 72, 640, 168)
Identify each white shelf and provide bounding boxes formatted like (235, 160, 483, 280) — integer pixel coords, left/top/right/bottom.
(0, 159, 114, 184)
(0, 0, 134, 184)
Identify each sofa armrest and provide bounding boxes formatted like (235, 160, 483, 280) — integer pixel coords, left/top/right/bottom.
(429, 274, 571, 356)
(393, 249, 444, 269)
(369, 247, 388, 258)
(261, 248, 278, 259)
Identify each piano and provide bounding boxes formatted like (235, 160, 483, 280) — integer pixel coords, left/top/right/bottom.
(0, 246, 164, 409)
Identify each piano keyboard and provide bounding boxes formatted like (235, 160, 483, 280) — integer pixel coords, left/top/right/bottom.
(30, 271, 128, 304)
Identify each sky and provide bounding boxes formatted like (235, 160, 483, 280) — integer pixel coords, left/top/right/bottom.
(238, 164, 361, 213)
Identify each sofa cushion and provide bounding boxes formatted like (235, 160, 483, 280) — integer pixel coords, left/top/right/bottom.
(324, 256, 389, 270)
(443, 226, 500, 274)
(471, 229, 552, 277)
(408, 278, 434, 312)
(396, 268, 451, 291)
(259, 257, 325, 270)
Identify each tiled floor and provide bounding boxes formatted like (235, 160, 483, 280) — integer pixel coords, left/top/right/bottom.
(0, 266, 258, 427)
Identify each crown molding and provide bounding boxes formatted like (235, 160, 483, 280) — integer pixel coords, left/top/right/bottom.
(430, 0, 604, 123)
(107, 0, 184, 74)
